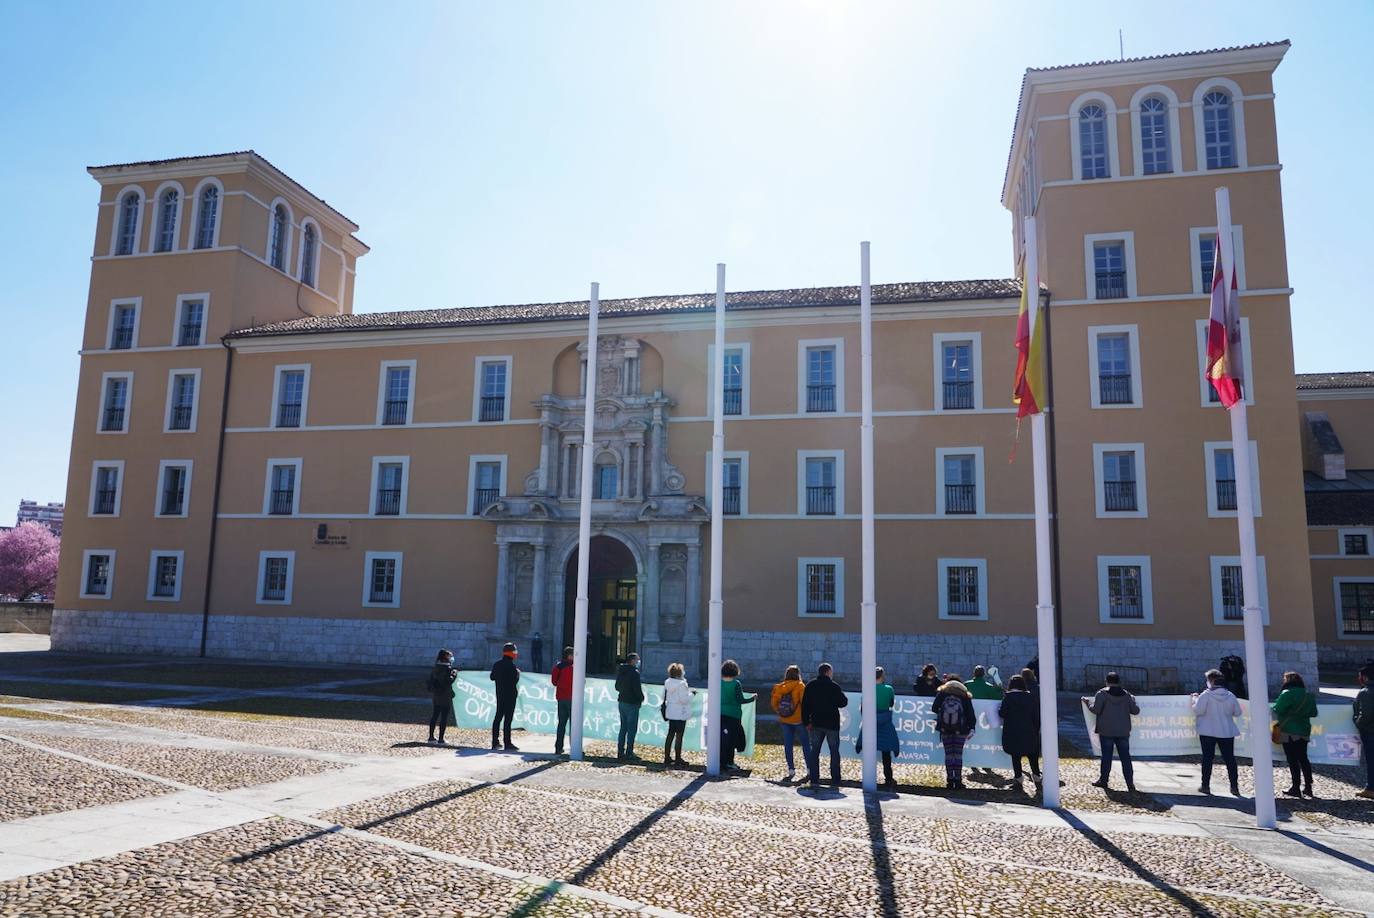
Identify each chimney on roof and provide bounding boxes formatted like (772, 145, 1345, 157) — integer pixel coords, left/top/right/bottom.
(1302, 411, 1346, 481)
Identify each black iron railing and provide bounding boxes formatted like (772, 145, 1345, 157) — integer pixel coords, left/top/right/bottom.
(382, 399, 408, 425)
(721, 485, 740, 515)
(1096, 271, 1128, 299)
(1104, 481, 1138, 512)
(93, 489, 117, 515)
(806, 485, 835, 515)
(178, 323, 202, 346)
(944, 483, 977, 514)
(375, 488, 401, 515)
(942, 380, 974, 410)
(169, 405, 193, 430)
(1216, 479, 1237, 511)
(723, 387, 742, 416)
(269, 489, 295, 515)
(111, 327, 134, 349)
(473, 488, 498, 514)
(479, 395, 505, 422)
(806, 384, 835, 413)
(101, 407, 125, 431)
(276, 403, 302, 428)
(1099, 374, 1133, 405)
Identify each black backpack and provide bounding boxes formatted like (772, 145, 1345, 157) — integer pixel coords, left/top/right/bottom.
(936, 693, 967, 734)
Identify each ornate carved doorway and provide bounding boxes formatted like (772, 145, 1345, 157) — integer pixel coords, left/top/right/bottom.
(563, 535, 638, 674)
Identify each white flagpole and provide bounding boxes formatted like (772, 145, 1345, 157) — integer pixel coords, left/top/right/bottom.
(859, 242, 878, 792)
(1216, 187, 1276, 829)
(1023, 217, 1060, 809)
(706, 264, 726, 777)
(569, 282, 599, 761)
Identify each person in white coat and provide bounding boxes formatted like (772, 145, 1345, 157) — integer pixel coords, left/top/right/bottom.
(663, 663, 694, 767)
(1190, 668, 1244, 796)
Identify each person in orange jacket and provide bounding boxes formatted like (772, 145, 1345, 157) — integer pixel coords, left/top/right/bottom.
(551, 646, 575, 756)
(771, 664, 811, 783)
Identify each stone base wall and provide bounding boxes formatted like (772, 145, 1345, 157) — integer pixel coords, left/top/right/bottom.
(1, 601, 54, 634)
(1317, 644, 1374, 678)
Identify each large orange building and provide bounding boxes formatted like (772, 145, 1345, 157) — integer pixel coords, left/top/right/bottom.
(55, 41, 1359, 686)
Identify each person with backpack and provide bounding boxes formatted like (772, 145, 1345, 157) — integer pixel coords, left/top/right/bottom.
(663, 662, 693, 767)
(1190, 667, 1243, 796)
(854, 666, 900, 789)
(719, 659, 755, 773)
(931, 676, 976, 790)
(489, 642, 521, 751)
(615, 653, 645, 761)
(1271, 670, 1319, 798)
(913, 663, 942, 697)
(1219, 654, 1248, 699)
(426, 648, 457, 745)
(998, 674, 1040, 789)
(1355, 662, 1374, 799)
(802, 662, 849, 789)
(551, 646, 575, 756)
(771, 664, 810, 783)
(1083, 671, 1140, 792)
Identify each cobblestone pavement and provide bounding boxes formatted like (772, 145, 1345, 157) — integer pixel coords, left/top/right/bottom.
(0, 739, 169, 822)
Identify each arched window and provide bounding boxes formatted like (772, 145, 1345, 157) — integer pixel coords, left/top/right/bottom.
(1078, 104, 1109, 179)
(195, 185, 218, 249)
(1202, 90, 1236, 169)
(269, 204, 288, 270)
(1139, 97, 1171, 174)
(300, 224, 317, 288)
(115, 191, 140, 256)
(154, 188, 179, 252)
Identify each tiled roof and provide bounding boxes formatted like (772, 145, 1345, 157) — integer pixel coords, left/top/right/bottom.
(228, 278, 1026, 339)
(1305, 471, 1374, 526)
(1296, 372, 1374, 391)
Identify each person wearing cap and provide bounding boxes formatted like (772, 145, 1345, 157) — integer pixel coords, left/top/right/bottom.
(489, 642, 521, 751)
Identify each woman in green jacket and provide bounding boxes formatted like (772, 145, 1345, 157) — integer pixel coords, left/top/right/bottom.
(1270, 670, 1319, 798)
(719, 659, 755, 774)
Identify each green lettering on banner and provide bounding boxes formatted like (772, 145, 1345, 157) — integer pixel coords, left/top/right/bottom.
(451, 671, 755, 756)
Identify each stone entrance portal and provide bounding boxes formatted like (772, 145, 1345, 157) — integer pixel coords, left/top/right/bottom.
(563, 535, 639, 674)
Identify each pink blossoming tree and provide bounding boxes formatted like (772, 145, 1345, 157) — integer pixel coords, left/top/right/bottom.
(0, 522, 61, 601)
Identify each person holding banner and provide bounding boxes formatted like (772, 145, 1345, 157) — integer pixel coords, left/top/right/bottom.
(1084, 672, 1139, 793)
(802, 663, 848, 790)
(770, 665, 810, 783)
(718, 659, 754, 774)
(552, 646, 575, 756)
(1271, 671, 1319, 798)
(663, 663, 692, 767)
(1190, 668, 1243, 797)
(999, 674, 1041, 789)
(1356, 663, 1374, 799)
(615, 653, 645, 762)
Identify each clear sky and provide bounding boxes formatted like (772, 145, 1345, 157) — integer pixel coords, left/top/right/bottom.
(1, 1, 1369, 525)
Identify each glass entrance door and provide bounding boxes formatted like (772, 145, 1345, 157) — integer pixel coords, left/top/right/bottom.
(595, 579, 637, 673)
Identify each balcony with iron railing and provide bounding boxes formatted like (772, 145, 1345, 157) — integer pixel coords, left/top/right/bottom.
(723, 387, 742, 416)
(169, 405, 193, 430)
(178, 324, 202, 346)
(473, 488, 498, 514)
(721, 485, 741, 515)
(806, 384, 836, 413)
(93, 489, 117, 515)
(269, 489, 295, 515)
(944, 483, 977, 514)
(111, 327, 134, 350)
(479, 395, 505, 422)
(806, 485, 835, 515)
(1103, 480, 1138, 512)
(1095, 271, 1128, 299)
(1216, 479, 1237, 511)
(375, 488, 401, 515)
(276, 403, 302, 428)
(1098, 374, 1133, 405)
(160, 489, 184, 516)
(942, 380, 974, 410)
(101, 407, 125, 431)
(382, 399, 409, 425)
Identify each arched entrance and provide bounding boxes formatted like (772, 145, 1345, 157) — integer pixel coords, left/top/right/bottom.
(563, 535, 638, 674)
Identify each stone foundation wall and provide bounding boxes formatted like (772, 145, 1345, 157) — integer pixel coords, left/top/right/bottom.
(1317, 644, 1374, 678)
(1, 601, 54, 634)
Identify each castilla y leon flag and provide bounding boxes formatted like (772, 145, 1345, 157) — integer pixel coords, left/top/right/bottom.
(1204, 246, 1245, 408)
(1012, 261, 1045, 418)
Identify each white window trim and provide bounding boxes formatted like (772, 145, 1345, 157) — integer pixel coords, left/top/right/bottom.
(937, 558, 989, 621)
(296, 217, 322, 286)
(256, 551, 296, 606)
(472, 356, 514, 422)
(1210, 555, 1269, 626)
(1189, 225, 1248, 294)
(1339, 527, 1374, 556)
(88, 460, 125, 517)
(707, 343, 752, 417)
(1203, 441, 1263, 518)
(1087, 325, 1143, 409)
(79, 549, 117, 600)
(1083, 231, 1138, 300)
(1194, 319, 1255, 407)
(106, 297, 142, 350)
(467, 454, 508, 516)
(1092, 442, 1148, 519)
(109, 186, 146, 256)
(1192, 77, 1248, 171)
(797, 556, 845, 619)
(270, 364, 312, 427)
(1128, 84, 1182, 177)
(154, 460, 194, 519)
(376, 359, 418, 425)
(704, 450, 750, 516)
(362, 551, 404, 608)
(1334, 577, 1374, 640)
(150, 180, 186, 253)
(935, 446, 986, 516)
(1068, 91, 1120, 181)
(163, 368, 202, 434)
(932, 332, 984, 411)
(97, 371, 134, 434)
(146, 550, 185, 603)
(370, 455, 411, 516)
(172, 293, 210, 346)
(1097, 555, 1154, 625)
(188, 177, 224, 249)
(796, 449, 845, 516)
(797, 338, 845, 413)
(266, 196, 295, 273)
(262, 458, 304, 515)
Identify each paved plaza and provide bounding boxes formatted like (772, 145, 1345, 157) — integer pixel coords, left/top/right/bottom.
(1, 638, 1372, 917)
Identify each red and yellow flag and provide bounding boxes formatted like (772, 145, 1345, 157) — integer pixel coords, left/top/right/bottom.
(1204, 244, 1244, 408)
(1012, 261, 1045, 417)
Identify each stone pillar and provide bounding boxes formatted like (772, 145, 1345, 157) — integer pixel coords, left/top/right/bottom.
(643, 541, 661, 642)
(532, 542, 548, 639)
(492, 540, 511, 638)
(537, 419, 552, 494)
(684, 541, 702, 644)
(649, 419, 663, 495)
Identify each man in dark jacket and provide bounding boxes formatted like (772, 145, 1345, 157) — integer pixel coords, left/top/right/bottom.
(490, 642, 521, 751)
(1083, 671, 1140, 792)
(1355, 662, 1374, 799)
(615, 653, 645, 761)
(802, 662, 849, 789)
(551, 646, 575, 756)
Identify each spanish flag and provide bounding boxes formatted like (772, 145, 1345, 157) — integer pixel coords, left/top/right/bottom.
(1012, 260, 1046, 417)
(1205, 246, 1244, 409)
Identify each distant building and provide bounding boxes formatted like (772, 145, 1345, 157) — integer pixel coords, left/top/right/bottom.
(17, 500, 64, 536)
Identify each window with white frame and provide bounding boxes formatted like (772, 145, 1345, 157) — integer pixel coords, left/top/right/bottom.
(705, 451, 749, 516)
(1340, 528, 1372, 557)
(363, 551, 403, 607)
(932, 333, 982, 411)
(1195, 318, 1254, 406)
(938, 558, 988, 620)
(797, 557, 843, 617)
(722, 347, 745, 416)
(269, 203, 290, 271)
(1202, 90, 1236, 169)
(475, 357, 511, 422)
(273, 366, 309, 427)
(89, 461, 123, 516)
(114, 190, 142, 256)
(99, 372, 132, 433)
(147, 551, 184, 602)
(193, 182, 219, 249)
(1078, 103, 1110, 179)
(470, 457, 505, 515)
(1138, 96, 1172, 174)
(80, 550, 115, 599)
(264, 459, 301, 515)
(156, 461, 192, 517)
(257, 551, 295, 604)
(154, 187, 180, 252)
(299, 223, 318, 288)
(797, 450, 844, 516)
(175, 296, 206, 346)
(371, 457, 408, 516)
(1083, 233, 1136, 301)
(1210, 555, 1269, 626)
(109, 301, 139, 349)
(1204, 441, 1261, 518)
(936, 447, 983, 515)
(165, 370, 199, 432)
(1089, 326, 1141, 408)
(1337, 579, 1374, 636)
(1098, 556, 1153, 623)
(1093, 443, 1147, 517)
(804, 345, 837, 412)
(378, 361, 415, 426)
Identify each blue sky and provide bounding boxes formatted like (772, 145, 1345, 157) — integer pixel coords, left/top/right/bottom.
(1, 1, 1368, 525)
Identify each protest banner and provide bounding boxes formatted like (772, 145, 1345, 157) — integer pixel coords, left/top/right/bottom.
(450, 670, 756, 756)
(837, 693, 1012, 768)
